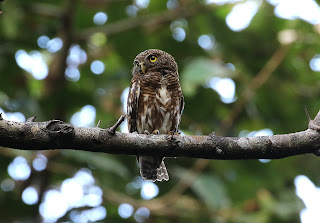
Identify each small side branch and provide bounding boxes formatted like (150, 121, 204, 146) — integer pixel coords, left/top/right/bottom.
(107, 115, 125, 135)
(0, 111, 319, 159)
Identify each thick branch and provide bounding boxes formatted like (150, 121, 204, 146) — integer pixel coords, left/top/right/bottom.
(0, 114, 320, 159)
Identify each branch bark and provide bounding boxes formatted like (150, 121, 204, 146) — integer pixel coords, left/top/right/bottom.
(0, 111, 320, 159)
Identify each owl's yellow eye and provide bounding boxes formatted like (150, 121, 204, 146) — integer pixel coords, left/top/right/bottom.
(149, 55, 157, 62)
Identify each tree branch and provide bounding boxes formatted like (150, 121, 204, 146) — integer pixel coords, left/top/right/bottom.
(77, 4, 212, 40)
(0, 112, 320, 159)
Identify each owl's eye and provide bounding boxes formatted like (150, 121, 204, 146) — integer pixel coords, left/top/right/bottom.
(149, 55, 157, 62)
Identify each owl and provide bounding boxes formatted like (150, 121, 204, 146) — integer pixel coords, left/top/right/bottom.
(127, 49, 184, 182)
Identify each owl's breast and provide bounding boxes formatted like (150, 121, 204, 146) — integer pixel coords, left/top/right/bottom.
(136, 81, 180, 134)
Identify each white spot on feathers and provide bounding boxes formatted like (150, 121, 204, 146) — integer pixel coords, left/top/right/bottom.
(156, 85, 170, 105)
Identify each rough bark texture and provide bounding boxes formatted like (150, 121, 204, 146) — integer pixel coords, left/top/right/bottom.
(0, 111, 320, 160)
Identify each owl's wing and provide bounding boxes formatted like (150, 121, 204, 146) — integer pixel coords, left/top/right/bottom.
(127, 78, 140, 133)
(179, 94, 184, 115)
(174, 92, 184, 132)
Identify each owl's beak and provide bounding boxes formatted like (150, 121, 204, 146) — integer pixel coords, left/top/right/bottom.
(139, 62, 146, 73)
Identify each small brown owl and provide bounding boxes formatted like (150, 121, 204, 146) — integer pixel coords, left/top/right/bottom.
(127, 49, 184, 182)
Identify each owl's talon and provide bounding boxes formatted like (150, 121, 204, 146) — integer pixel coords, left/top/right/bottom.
(168, 131, 174, 140)
(144, 130, 150, 135)
(168, 131, 180, 135)
(152, 130, 160, 134)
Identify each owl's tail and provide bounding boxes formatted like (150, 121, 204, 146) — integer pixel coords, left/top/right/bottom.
(139, 156, 169, 182)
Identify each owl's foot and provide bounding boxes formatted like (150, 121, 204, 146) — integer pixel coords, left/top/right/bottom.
(168, 130, 180, 140)
(152, 130, 160, 134)
(168, 131, 180, 135)
(144, 130, 159, 135)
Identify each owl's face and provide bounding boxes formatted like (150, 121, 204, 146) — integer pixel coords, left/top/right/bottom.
(132, 49, 178, 75)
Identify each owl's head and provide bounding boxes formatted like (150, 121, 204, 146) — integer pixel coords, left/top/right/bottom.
(132, 49, 178, 75)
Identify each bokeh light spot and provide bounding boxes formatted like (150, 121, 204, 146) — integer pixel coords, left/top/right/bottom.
(90, 32, 107, 47)
(15, 50, 48, 80)
(136, 0, 150, 9)
(67, 45, 87, 66)
(226, 0, 260, 31)
(167, 0, 178, 9)
(121, 87, 129, 113)
(208, 77, 236, 103)
(71, 105, 96, 127)
(1, 179, 15, 192)
(269, 0, 320, 25)
(61, 179, 84, 205)
(126, 5, 139, 17)
(310, 55, 320, 72)
(134, 207, 150, 222)
(118, 203, 134, 219)
(37, 36, 50, 49)
(33, 154, 48, 171)
(0, 108, 26, 122)
(47, 37, 63, 53)
(141, 181, 159, 200)
(206, 0, 242, 5)
(198, 34, 215, 50)
(65, 66, 80, 82)
(22, 186, 39, 205)
(8, 156, 31, 181)
(5, 112, 26, 122)
(39, 169, 103, 222)
(88, 206, 107, 222)
(73, 169, 95, 186)
(90, 60, 105, 75)
(226, 63, 236, 71)
(172, 27, 186, 42)
(37, 36, 63, 53)
(278, 29, 298, 44)
(93, 12, 108, 25)
(39, 190, 69, 222)
(295, 175, 320, 223)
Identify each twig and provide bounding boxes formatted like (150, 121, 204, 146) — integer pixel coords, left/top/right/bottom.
(107, 115, 125, 135)
(304, 105, 311, 122)
(26, 116, 37, 123)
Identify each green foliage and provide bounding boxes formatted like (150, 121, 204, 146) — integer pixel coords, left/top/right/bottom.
(0, 0, 319, 222)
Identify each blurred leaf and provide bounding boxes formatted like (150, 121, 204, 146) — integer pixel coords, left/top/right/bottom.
(181, 58, 234, 96)
(192, 174, 230, 209)
(63, 151, 129, 178)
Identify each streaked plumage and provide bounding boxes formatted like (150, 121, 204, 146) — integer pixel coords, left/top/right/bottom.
(127, 49, 184, 182)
